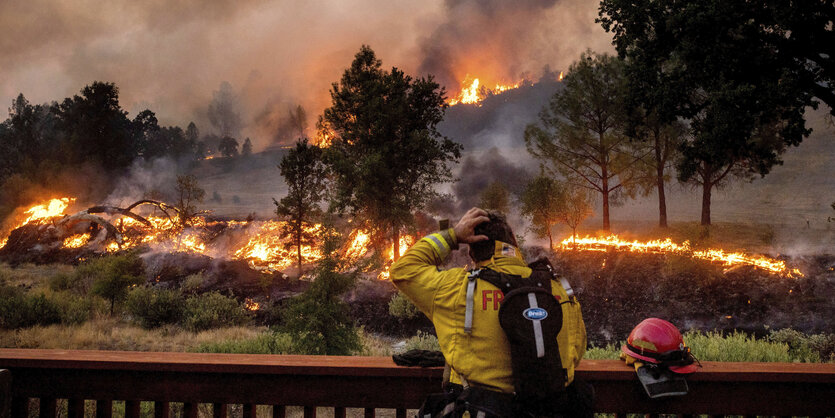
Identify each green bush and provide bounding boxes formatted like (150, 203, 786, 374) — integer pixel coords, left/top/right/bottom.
(180, 273, 205, 293)
(769, 328, 835, 362)
(76, 253, 145, 314)
(684, 330, 795, 362)
(0, 285, 30, 328)
(0, 286, 61, 328)
(584, 330, 834, 363)
(192, 332, 296, 354)
(584, 343, 621, 360)
(182, 292, 249, 331)
(280, 224, 361, 355)
(402, 331, 440, 352)
(48, 272, 82, 292)
(388, 292, 421, 319)
(126, 286, 185, 329)
(49, 291, 96, 325)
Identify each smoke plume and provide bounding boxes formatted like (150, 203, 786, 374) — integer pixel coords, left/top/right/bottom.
(419, 0, 613, 91)
(0, 0, 612, 151)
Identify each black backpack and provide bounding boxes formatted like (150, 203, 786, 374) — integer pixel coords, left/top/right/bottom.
(464, 258, 569, 409)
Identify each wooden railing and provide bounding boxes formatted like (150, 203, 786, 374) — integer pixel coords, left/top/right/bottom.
(1, 349, 833, 417)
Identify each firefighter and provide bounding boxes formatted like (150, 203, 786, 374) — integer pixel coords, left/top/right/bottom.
(391, 207, 591, 417)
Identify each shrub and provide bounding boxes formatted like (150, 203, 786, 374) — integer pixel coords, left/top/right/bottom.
(77, 254, 145, 314)
(180, 273, 205, 293)
(685, 330, 795, 362)
(579, 330, 834, 363)
(769, 328, 835, 362)
(388, 292, 421, 319)
(280, 224, 361, 355)
(0, 286, 61, 328)
(48, 273, 79, 292)
(584, 344, 621, 360)
(182, 292, 249, 331)
(402, 331, 440, 352)
(49, 291, 95, 325)
(192, 332, 296, 354)
(126, 286, 185, 329)
(0, 285, 30, 328)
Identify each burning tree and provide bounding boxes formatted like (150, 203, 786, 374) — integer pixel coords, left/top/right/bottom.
(321, 45, 461, 260)
(174, 175, 205, 229)
(274, 139, 326, 276)
(525, 52, 645, 231)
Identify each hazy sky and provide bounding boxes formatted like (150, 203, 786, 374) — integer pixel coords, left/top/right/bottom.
(0, 0, 613, 147)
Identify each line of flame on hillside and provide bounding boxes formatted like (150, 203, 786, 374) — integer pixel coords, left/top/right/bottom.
(0, 197, 412, 280)
(3, 198, 803, 280)
(559, 235, 802, 278)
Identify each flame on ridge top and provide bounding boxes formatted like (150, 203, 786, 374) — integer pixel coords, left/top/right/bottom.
(559, 235, 802, 278)
(448, 75, 522, 106)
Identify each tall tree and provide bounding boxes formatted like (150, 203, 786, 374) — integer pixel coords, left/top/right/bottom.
(1, 94, 48, 178)
(274, 139, 326, 276)
(559, 186, 594, 243)
(57, 82, 138, 171)
(218, 136, 239, 157)
(208, 81, 242, 138)
(630, 114, 685, 228)
(241, 137, 253, 157)
(289, 105, 308, 139)
(599, 0, 825, 225)
(321, 45, 462, 259)
(520, 175, 565, 250)
(521, 175, 594, 248)
(478, 181, 511, 214)
(525, 52, 642, 230)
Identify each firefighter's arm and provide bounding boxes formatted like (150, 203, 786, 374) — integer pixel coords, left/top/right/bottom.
(391, 208, 489, 320)
(390, 228, 459, 320)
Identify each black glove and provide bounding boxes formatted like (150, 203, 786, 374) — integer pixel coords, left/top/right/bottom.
(392, 349, 446, 367)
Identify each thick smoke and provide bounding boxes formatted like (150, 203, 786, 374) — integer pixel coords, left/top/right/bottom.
(0, 0, 612, 151)
(450, 147, 533, 213)
(104, 158, 181, 207)
(418, 0, 613, 91)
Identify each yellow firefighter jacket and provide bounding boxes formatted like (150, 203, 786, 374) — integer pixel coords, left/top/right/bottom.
(391, 229, 587, 394)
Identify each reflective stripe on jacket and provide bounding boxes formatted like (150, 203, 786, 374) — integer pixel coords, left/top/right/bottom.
(391, 229, 587, 394)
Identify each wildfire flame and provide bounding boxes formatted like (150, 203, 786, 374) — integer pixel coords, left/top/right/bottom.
(233, 221, 323, 271)
(448, 75, 522, 106)
(378, 234, 415, 280)
(63, 233, 90, 249)
(560, 235, 802, 277)
(21, 198, 75, 227)
(1, 197, 76, 248)
(244, 298, 261, 311)
(12, 198, 801, 282)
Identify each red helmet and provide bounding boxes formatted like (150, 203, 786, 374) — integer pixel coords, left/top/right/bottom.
(622, 318, 699, 374)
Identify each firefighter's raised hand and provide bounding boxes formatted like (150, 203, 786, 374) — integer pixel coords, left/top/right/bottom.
(454, 207, 490, 244)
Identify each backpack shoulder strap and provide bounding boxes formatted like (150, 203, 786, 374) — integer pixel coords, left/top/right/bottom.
(528, 257, 575, 300)
(464, 268, 521, 334)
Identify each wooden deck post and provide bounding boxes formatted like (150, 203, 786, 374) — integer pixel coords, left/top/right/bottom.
(0, 370, 9, 418)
